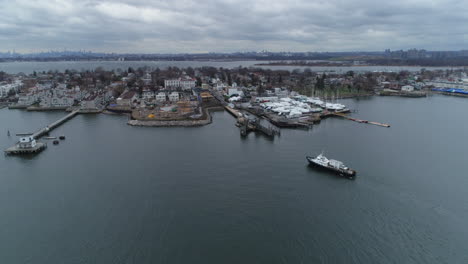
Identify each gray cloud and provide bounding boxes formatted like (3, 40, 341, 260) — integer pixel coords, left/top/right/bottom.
(0, 0, 467, 53)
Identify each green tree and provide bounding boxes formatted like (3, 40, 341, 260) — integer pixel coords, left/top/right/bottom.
(257, 84, 265, 95)
(227, 73, 232, 86)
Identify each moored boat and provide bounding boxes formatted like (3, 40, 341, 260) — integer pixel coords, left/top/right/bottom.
(306, 153, 356, 179)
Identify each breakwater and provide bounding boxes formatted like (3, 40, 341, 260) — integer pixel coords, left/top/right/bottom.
(127, 107, 223, 127)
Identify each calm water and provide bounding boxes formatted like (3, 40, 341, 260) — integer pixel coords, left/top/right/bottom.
(0, 60, 461, 74)
(1, 95, 468, 263)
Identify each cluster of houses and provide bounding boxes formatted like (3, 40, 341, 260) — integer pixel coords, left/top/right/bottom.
(12, 82, 112, 110)
(116, 90, 182, 107)
(4, 66, 468, 115)
(0, 80, 23, 98)
(114, 76, 196, 108)
(378, 72, 468, 92)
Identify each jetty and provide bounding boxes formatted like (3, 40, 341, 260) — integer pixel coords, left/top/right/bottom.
(224, 105, 242, 118)
(31, 110, 79, 139)
(5, 110, 79, 155)
(331, 112, 390, 128)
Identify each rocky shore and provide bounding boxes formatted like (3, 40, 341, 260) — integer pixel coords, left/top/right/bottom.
(127, 106, 223, 127)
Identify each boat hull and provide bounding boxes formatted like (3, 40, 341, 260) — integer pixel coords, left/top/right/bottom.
(306, 156, 356, 179)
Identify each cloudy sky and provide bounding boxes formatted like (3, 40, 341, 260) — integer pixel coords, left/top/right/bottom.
(1, 0, 467, 53)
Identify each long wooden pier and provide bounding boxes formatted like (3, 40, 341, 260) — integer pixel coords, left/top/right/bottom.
(31, 110, 79, 139)
(332, 112, 390, 128)
(5, 110, 79, 155)
(224, 106, 242, 118)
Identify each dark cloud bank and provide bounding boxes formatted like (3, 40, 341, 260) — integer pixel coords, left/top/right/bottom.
(1, 0, 466, 53)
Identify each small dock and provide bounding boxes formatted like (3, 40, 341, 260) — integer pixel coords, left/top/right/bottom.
(5, 142, 47, 155)
(331, 113, 390, 128)
(31, 110, 79, 139)
(224, 106, 242, 118)
(238, 117, 280, 138)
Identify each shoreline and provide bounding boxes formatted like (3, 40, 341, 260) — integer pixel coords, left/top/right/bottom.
(255, 63, 468, 68)
(127, 106, 224, 127)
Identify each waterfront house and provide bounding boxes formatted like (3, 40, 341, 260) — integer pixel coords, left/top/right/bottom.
(142, 89, 155, 100)
(169, 92, 179, 102)
(80, 93, 103, 110)
(401, 85, 415, 92)
(18, 136, 37, 149)
(15, 93, 36, 106)
(0, 80, 23, 98)
(39, 95, 74, 108)
(116, 91, 137, 107)
(156, 92, 167, 102)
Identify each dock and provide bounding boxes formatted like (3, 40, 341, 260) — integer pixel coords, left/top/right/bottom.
(5, 110, 79, 155)
(331, 112, 390, 128)
(5, 142, 47, 155)
(224, 106, 242, 118)
(238, 116, 280, 138)
(31, 110, 79, 139)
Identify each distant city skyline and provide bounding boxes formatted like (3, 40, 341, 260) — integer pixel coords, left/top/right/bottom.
(1, 0, 467, 53)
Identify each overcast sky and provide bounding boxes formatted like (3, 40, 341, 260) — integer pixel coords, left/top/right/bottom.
(1, 0, 467, 53)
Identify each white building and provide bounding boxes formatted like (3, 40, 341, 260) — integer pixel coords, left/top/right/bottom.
(156, 92, 166, 102)
(39, 95, 74, 108)
(169, 92, 179, 102)
(215, 82, 226, 91)
(274, 87, 289, 97)
(142, 73, 152, 85)
(142, 89, 155, 100)
(0, 80, 23, 98)
(18, 136, 37, 149)
(401, 85, 415, 92)
(0, 85, 12, 98)
(228, 88, 243, 97)
(16, 94, 36, 106)
(426, 81, 468, 90)
(116, 91, 138, 107)
(80, 93, 103, 110)
(164, 77, 196, 90)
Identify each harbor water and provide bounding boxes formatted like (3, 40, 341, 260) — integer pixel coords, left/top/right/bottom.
(1, 95, 468, 263)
